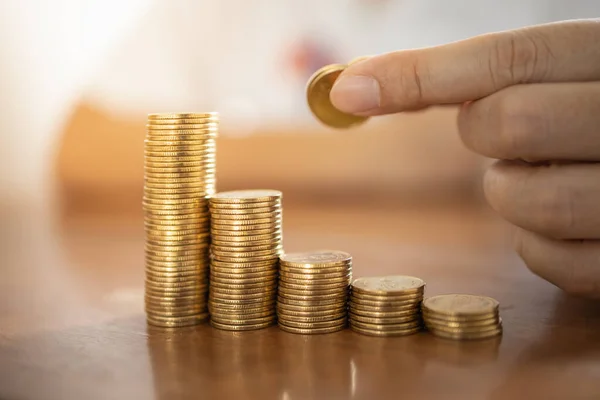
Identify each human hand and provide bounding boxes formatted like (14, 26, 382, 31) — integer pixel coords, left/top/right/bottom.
(330, 19, 600, 299)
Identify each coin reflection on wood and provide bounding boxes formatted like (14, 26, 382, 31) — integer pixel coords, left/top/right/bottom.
(349, 275, 425, 336)
(143, 112, 218, 327)
(422, 294, 503, 340)
(208, 190, 283, 330)
(277, 250, 352, 334)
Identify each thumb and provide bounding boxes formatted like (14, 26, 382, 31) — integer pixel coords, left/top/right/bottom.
(330, 19, 600, 116)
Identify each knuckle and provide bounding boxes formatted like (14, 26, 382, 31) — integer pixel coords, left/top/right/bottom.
(533, 181, 576, 238)
(382, 55, 426, 108)
(492, 90, 547, 160)
(487, 30, 550, 86)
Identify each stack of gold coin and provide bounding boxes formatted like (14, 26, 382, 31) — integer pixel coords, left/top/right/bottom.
(348, 276, 425, 336)
(422, 294, 502, 340)
(207, 190, 283, 331)
(277, 250, 351, 335)
(143, 112, 217, 328)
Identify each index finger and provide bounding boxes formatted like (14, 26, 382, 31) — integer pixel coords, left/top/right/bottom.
(330, 19, 600, 115)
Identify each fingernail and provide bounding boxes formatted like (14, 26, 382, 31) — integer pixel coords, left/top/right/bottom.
(330, 75, 380, 114)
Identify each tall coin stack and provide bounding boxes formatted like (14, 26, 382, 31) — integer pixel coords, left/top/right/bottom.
(422, 294, 502, 340)
(143, 112, 218, 328)
(277, 250, 351, 335)
(207, 190, 283, 331)
(349, 276, 425, 336)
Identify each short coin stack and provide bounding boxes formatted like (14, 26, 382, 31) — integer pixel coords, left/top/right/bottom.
(277, 250, 351, 334)
(422, 294, 502, 340)
(349, 276, 425, 336)
(207, 190, 283, 331)
(143, 112, 218, 327)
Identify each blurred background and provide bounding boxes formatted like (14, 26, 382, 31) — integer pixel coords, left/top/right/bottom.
(0, 0, 598, 217)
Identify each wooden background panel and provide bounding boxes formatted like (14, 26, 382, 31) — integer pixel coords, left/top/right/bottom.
(54, 102, 485, 213)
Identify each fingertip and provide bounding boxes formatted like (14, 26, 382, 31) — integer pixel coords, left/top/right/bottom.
(330, 74, 381, 115)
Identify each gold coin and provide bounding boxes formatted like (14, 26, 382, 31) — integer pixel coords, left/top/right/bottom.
(349, 297, 422, 308)
(276, 302, 346, 314)
(349, 302, 419, 313)
(209, 267, 278, 277)
(210, 319, 275, 331)
(144, 159, 215, 168)
(427, 326, 503, 340)
(278, 279, 349, 290)
(210, 208, 281, 217)
(279, 250, 352, 268)
(209, 275, 278, 286)
(145, 287, 207, 299)
(349, 319, 421, 332)
(280, 272, 351, 282)
(145, 244, 209, 255)
(145, 267, 206, 277)
(210, 313, 275, 325)
(211, 243, 281, 253)
(278, 286, 347, 297)
(144, 181, 211, 189)
(348, 312, 420, 325)
(277, 295, 347, 308)
(209, 280, 277, 290)
(209, 293, 277, 305)
(209, 306, 274, 318)
(209, 302, 274, 313)
(211, 250, 280, 260)
(210, 227, 281, 237)
(144, 223, 204, 232)
(146, 239, 210, 249)
(277, 322, 346, 335)
(351, 275, 425, 295)
(145, 228, 201, 238)
(425, 320, 502, 335)
(278, 290, 347, 302)
(210, 233, 282, 243)
(147, 122, 218, 130)
(348, 307, 419, 319)
(144, 147, 215, 155)
(306, 64, 369, 129)
(209, 290, 276, 301)
(211, 238, 280, 248)
(148, 117, 218, 125)
(143, 141, 216, 149)
(209, 260, 278, 271)
(422, 294, 499, 317)
(145, 303, 204, 315)
(146, 128, 217, 135)
(148, 112, 218, 119)
(145, 259, 208, 269)
(207, 299, 275, 310)
(143, 190, 214, 199)
(211, 255, 279, 265)
(211, 222, 281, 232)
(210, 196, 282, 211)
(146, 312, 209, 327)
(144, 183, 210, 193)
(211, 217, 280, 226)
(144, 209, 210, 218)
(350, 325, 421, 337)
(279, 263, 350, 274)
(423, 314, 500, 328)
(350, 291, 423, 302)
(277, 311, 347, 324)
(145, 219, 210, 228)
(209, 190, 282, 204)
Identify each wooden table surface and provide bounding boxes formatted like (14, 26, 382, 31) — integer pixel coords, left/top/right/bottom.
(1, 199, 599, 400)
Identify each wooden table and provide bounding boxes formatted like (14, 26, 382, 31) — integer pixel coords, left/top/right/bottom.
(1, 199, 599, 400)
